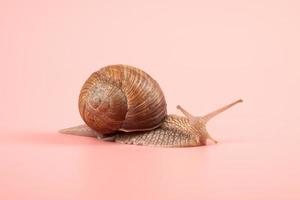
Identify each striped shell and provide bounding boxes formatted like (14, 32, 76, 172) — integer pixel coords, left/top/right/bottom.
(78, 64, 167, 135)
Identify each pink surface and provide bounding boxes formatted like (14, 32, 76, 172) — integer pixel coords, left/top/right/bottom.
(1, 0, 300, 199)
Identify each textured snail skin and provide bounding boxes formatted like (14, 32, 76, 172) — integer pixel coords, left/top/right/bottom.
(60, 64, 242, 147)
(115, 115, 207, 147)
(115, 99, 243, 147)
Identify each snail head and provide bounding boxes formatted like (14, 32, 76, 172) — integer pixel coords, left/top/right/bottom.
(176, 99, 243, 144)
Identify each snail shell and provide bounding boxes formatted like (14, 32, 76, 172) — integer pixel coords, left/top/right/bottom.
(79, 64, 167, 135)
(60, 64, 242, 147)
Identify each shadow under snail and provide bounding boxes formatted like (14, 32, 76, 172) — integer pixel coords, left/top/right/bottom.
(60, 64, 242, 147)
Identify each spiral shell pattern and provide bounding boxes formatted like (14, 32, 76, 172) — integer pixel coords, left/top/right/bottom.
(79, 65, 167, 134)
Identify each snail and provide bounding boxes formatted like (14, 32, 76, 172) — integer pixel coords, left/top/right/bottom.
(60, 64, 242, 147)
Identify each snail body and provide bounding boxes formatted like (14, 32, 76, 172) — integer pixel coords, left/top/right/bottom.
(60, 64, 242, 147)
(115, 115, 207, 147)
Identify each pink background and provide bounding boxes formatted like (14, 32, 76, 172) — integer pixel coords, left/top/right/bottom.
(1, 0, 300, 199)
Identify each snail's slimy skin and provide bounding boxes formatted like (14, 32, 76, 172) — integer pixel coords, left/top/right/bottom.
(114, 100, 243, 147)
(114, 115, 206, 147)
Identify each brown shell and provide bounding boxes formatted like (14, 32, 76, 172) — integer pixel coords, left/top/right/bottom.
(78, 64, 167, 134)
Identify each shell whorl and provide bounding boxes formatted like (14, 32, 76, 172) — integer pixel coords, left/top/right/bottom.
(79, 64, 167, 134)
